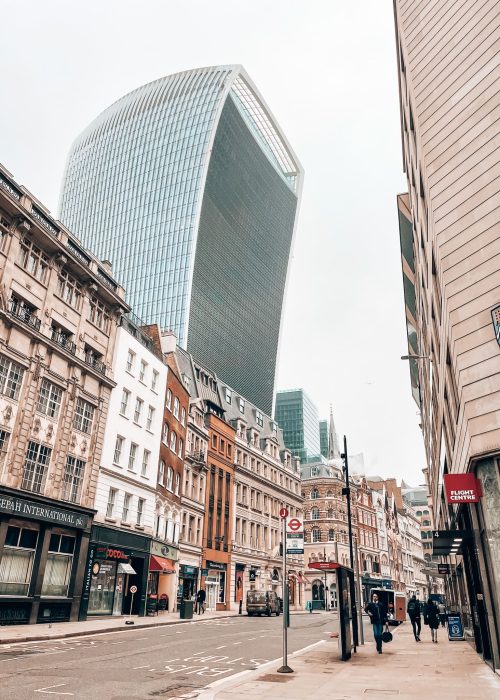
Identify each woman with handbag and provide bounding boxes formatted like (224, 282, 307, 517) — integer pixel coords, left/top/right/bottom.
(424, 598, 440, 643)
(364, 592, 389, 654)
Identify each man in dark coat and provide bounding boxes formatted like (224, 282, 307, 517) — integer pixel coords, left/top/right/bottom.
(365, 592, 388, 654)
(196, 587, 206, 615)
(407, 595, 422, 641)
(424, 598, 440, 642)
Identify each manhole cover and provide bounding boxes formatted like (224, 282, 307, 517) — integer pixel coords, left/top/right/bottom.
(258, 674, 293, 683)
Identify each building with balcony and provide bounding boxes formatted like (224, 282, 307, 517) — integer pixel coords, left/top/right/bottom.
(59, 65, 303, 417)
(0, 164, 127, 625)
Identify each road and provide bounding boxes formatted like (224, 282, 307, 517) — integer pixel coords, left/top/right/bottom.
(0, 613, 342, 699)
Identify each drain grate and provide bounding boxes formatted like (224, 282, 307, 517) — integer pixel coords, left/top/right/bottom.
(258, 674, 294, 683)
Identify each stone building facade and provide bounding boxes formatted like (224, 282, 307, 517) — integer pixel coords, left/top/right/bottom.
(355, 477, 381, 604)
(0, 165, 127, 625)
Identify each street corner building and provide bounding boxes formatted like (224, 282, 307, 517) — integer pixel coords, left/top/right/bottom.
(0, 165, 128, 625)
(394, 0, 500, 669)
(58, 65, 304, 417)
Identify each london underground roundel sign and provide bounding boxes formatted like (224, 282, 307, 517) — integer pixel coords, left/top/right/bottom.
(287, 518, 302, 532)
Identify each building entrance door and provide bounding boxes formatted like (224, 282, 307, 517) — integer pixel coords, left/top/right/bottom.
(206, 581, 218, 611)
(113, 573, 125, 615)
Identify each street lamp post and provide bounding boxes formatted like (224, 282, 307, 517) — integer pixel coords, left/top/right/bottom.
(341, 435, 359, 652)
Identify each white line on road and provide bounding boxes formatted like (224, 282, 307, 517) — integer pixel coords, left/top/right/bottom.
(233, 642, 242, 645)
(34, 684, 74, 696)
(110, 641, 125, 645)
(215, 645, 226, 649)
(133, 665, 150, 670)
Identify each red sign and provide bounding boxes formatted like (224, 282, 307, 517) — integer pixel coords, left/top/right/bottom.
(287, 518, 301, 532)
(279, 507, 289, 518)
(444, 473, 481, 504)
(308, 561, 340, 571)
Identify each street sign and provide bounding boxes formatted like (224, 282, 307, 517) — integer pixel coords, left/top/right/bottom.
(286, 517, 304, 554)
(447, 613, 465, 641)
(129, 585, 138, 594)
(279, 507, 289, 518)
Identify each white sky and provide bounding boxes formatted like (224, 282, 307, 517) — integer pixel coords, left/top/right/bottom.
(1, 0, 426, 485)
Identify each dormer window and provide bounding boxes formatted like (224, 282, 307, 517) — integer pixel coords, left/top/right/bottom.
(255, 410, 263, 427)
(225, 387, 232, 404)
(238, 398, 245, 414)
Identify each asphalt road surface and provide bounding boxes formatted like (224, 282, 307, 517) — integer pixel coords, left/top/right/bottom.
(0, 613, 342, 699)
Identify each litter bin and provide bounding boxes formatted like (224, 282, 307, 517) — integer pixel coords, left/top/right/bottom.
(179, 599, 194, 620)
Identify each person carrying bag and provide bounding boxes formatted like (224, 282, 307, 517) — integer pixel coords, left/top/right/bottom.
(364, 592, 389, 654)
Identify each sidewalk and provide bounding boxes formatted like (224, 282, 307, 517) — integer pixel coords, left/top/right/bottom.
(203, 621, 500, 700)
(0, 609, 239, 645)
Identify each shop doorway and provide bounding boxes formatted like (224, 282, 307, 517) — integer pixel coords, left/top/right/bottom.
(88, 561, 117, 615)
(205, 579, 218, 611)
(123, 558, 144, 616)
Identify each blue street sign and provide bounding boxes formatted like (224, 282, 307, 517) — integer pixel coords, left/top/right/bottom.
(447, 613, 465, 641)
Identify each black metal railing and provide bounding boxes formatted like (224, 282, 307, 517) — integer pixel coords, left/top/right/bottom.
(51, 329, 77, 355)
(84, 352, 106, 375)
(10, 300, 41, 331)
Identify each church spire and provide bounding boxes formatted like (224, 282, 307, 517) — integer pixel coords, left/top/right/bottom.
(328, 404, 341, 460)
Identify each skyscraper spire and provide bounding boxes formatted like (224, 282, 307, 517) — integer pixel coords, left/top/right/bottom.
(328, 404, 341, 460)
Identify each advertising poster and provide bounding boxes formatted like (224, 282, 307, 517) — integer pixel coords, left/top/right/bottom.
(235, 569, 244, 602)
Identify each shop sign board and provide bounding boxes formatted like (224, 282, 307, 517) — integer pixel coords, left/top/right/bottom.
(95, 546, 131, 560)
(438, 564, 450, 574)
(286, 517, 304, 554)
(206, 560, 226, 571)
(447, 613, 465, 641)
(150, 539, 179, 561)
(444, 473, 481, 504)
(0, 494, 89, 529)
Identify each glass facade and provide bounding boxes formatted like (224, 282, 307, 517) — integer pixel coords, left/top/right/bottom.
(275, 389, 322, 463)
(319, 420, 328, 458)
(59, 66, 302, 416)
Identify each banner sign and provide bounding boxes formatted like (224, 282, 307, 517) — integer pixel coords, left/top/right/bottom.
(444, 473, 481, 504)
(0, 494, 89, 529)
(447, 613, 465, 641)
(286, 517, 304, 554)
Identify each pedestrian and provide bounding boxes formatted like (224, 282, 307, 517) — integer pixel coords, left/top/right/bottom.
(407, 594, 422, 642)
(438, 601, 447, 628)
(365, 592, 388, 654)
(196, 587, 206, 615)
(424, 598, 440, 643)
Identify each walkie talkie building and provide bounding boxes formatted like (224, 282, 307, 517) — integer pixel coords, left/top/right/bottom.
(59, 65, 302, 415)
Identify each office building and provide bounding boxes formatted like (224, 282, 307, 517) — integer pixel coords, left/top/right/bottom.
(59, 65, 303, 416)
(275, 389, 321, 463)
(395, 0, 500, 668)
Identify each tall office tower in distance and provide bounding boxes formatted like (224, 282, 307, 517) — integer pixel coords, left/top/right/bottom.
(275, 389, 322, 464)
(59, 65, 303, 416)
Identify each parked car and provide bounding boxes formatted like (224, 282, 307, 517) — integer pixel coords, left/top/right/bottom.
(246, 590, 280, 616)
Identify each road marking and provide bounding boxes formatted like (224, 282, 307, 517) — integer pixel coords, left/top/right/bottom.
(233, 642, 242, 645)
(247, 637, 256, 641)
(34, 684, 74, 696)
(135, 637, 149, 640)
(110, 641, 125, 645)
(133, 665, 150, 670)
(215, 645, 226, 649)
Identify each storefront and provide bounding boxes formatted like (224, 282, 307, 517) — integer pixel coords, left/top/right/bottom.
(177, 564, 199, 607)
(147, 540, 177, 614)
(204, 560, 226, 611)
(0, 488, 93, 625)
(80, 525, 150, 619)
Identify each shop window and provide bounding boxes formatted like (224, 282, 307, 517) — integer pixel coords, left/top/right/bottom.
(22, 441, 51, 493)
(0, 526, 38, 595)
(73, 398, 95, 434)
(36, 379, 63, 419)
(61, 456, 85, 503)
(0, 353, 25, 400)
(41, 534, 75, 597)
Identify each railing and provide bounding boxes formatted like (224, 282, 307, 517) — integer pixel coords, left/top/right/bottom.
(97, 268, 117, 292)
(51, 329, 77, 355)
(0, 173, 21, 200)
(31, 207, 59, 239)
(84, 352, 106, 375)
(188, 450, 206, 464)
(9, 300, 41, 331)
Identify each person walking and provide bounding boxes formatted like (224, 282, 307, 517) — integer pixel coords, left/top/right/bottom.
(424, 598, 440, 643)
(407, 594, 422, 641)
(438, 601, 447, 628)
(196, 587, 206, 615)
(365, 592, 388, 654)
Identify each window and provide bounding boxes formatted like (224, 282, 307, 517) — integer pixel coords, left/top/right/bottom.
(74, 398, 95, 434)
(328, 529, 335, 541)
(41, 534, 75, 597)
(178, 438, 184, 458)
(36, 379, 63, 419)
(256, 410, 263, 427)
(120, 389, 130, 416)
(166, 389, 172, 410)
(133, 397, 143, 424)
(312, 528, 321, 543)
(162, 423, 169, 444)
(151, 370, 159, 392)
(22, 441, 51, 493)
(173, 397, 180, 419)
(139, 360, 147, 382)
(128, 443, 138, 471)
(146, 405, 155, 431)
(167, 466, 174, 491)
(225, 387, 232, 404)
(311, 507, 320, 520)
(327, 508, 334, 519)
(181, 407, 186, 426)
(238, 397, 245, 414)
(0, 429, 10, 466)
(56, 270, 82, 309)
(0, 526, 38, 595)
(137, 498, 145, 526)
(158, 459, 165, 483)
(170, 431, 177, 453)
(126, 350, 135, 373)
(122, 493, 131, 522)
(18, 237, 48, 282)
(141, 449, 150, 477)
(106, 488, 117, 518)
(0, 353, 25, 400)
(62, 456, 85, 503)
(113, 436, 124, 465)
(175, 473, 180, 495)
(88, 296, 110, 333)
(311, 489, 319, 500)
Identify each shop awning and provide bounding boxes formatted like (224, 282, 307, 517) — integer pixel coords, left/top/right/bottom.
(117, 562, 136, 575)
(149, 555, 175, 574)
(432, 529, 470, 556)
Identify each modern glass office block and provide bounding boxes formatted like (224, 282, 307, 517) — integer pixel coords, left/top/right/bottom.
(60, 65, 302, 416)
(275, 389, 322, 464)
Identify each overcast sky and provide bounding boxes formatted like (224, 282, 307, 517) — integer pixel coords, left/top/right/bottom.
(1, 0, 425, 485)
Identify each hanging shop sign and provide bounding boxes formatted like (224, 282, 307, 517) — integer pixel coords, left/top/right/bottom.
(491, 304, 500, 346)
(444, 473, 481, 504)
(286, 517, 304, 554)
(0, 494, 89, 529)
(150, 539, 179, 561)
(438, 564, 450, 575)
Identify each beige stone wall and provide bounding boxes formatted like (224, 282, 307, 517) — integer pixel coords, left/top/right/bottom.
(395, 1, 500, 515)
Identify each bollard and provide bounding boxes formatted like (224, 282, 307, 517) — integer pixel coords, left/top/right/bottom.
(239, 600, 242, 615)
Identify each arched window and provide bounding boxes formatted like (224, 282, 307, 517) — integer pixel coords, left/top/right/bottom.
(158, 460, 165, 484)
(162, 423, 169, 445)
(327, 508, 334, 519)
(167, 466, 174, 491)
(311, 489, 319, 500)
(174, 472, 180, 495)
(326, 490, 333, 498)
(166, 389, 172, 410)
(170, 431, 177, 452)
(422, 519, 431, 526)
(311, 507, 320, 520)
(173, 397, 180, 418)
(328, 529, 335, 542)
(416, 510, 422, 516)
(312, 528, 321, 542)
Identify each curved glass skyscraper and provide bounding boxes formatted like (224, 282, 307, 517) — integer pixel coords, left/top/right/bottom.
(59, 65, 302, 415)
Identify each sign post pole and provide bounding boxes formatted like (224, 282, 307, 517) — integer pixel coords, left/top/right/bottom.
(277, 509, 293, 674)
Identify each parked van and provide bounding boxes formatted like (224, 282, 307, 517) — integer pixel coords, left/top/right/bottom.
(246, 590, 280, 616)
